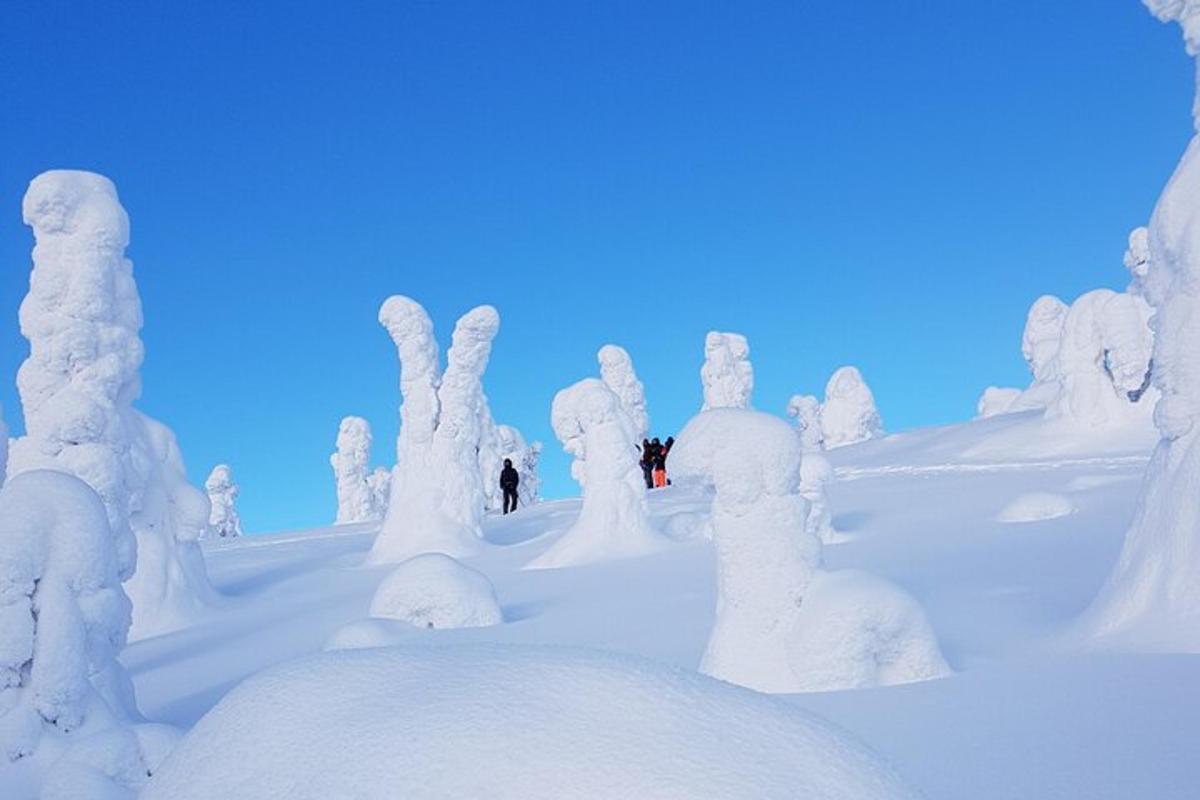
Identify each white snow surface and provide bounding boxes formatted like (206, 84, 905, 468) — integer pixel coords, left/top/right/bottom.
(598, 344, 650, 442)
(996, 492, 1076, 524)
(142, 644, 920, 800)
(528, 379, 663, 569)
(700, 331, 754, 410)
(330, 416, 380, 524)
(976, 387, 1022, 419)
(204, 465, 242, 539)
(820, 366, 884, 449)
(366, 554, 502, 630)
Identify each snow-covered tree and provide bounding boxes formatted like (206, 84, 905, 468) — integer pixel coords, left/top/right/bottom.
(1125, 225, 1151, 295)
(598, 344, 649, 442)
(204, 464, 242, 538)
(820, 366, 883, 449)
(786, 394, 823, 451)
(1079, 0, 1200, 651)
(1009, 295, 1070, 412)
(370, 298, 500, 564)
(700, 332, 753, 411)
(367, 467, 391, 516)
(9, 170, 215, 640)
(331, 416, 380, 524)
(786, 394, 837, 542)
(976, 386, 1022, 419)
(671, 409, 949, 693)
(527, 379, 662, 569)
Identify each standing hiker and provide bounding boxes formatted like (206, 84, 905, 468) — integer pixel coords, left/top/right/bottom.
(652, 436, 674, 489)
(639, 438, 656, 490)
(500, 458, 520, 514)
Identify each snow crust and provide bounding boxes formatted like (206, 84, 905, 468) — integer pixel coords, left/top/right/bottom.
(671, 409, 948, 692)
(598, 344, 649, 441)
(370, 298, 499, 564)
(368, 554, 502, 629)
(528, 379, 662, 568)
(821, 367, 884, 449)
(204, 465, 242, 539)
(700, 331, 753, 410)
(996, 492, 1076, 524)
(142, 644, 920, 800)
(330, 417, 381, 524)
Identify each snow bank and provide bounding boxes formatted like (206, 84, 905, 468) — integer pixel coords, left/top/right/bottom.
(996, 492, 1075, 524)
(142, 644, 921, 800)
(330, 416, 380, 524)
(598, 344, 649, 441)
(9, 170, 215, 640)
(370, 298, 500, 563)
(368, 554, 502, 629)
(671, 408, 949, 692)
(527, 379, 663, 569)
(1080, 1, 1200, 651)
(786, 393, 824, 450)
(700, 331, 753, 410)
(204, 464, 242, 538)
(820, 366, 883, 449)
(976, 386, 1022, 419)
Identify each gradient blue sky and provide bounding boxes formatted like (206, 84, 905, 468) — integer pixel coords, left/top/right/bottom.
(0, 1, 1192, 533)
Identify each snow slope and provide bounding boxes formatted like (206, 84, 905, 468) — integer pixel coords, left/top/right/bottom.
(104, 412, 1199, 800)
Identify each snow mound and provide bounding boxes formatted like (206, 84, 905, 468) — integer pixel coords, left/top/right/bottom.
(996, 492, 1076, 524)
(142, 645, 920, 800)
(976, 386, 1021, 419)
(368, 554, 502, 630)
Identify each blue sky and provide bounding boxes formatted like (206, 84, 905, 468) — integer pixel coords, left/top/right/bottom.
(0, 1, 1192, 532)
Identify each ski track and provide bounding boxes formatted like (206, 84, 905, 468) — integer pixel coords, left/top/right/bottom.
(835, 455, 1149, 481)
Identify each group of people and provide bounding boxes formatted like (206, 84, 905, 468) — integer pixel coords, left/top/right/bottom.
(639, 436, 675, 489)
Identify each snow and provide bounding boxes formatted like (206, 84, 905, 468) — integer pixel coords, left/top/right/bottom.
(976, 387, 1021, 419)
(1125, 225, 1151, 294)
(700, 331, 753, 410)
(1077, 2, 1200, 651)
(821, 367, 884, 449)
(366, 466, 390, 515)
(204, 465, 242, 539)
(787, 393, 824, 450)
(142, 644, 920, 800)
(330, 416, 380, 524)
(996, 492, 1076, 524)
(527, 379, 663, 569)
(598, 344, 649, 441)
(496, 424, 541, 507)
(366, 554, 502, 630)
(671, 408, 948, 693)
(800, 450, 838, 543)
(370, 298, 500, 564)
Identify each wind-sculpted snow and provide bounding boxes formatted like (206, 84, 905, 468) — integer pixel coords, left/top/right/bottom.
(996, 492, 1075, 524)
(976, 387, 1022, 419)
(331, 417, 380, 524)
(370, 298, 499, 563)
(1010, 295, 1069, 412)
(527, 379, 662, 569)
(141, 645, 921, 800)
(598, 344, 649, 441)
(204, 465, 243, 538)
(820, 366, 883, 449)
(672, 409, 949, 692)
(10, 170, 215, 640)
(787, 393, 824, 450)
(1081, 1, 1200, 651)
(700, 331, 753, 410)
(367, 554, 502, 630)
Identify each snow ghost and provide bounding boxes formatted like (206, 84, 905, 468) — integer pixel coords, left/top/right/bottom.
(205, 464, 243, 538)
(10, 170, 215, 639)
(671, 409, 949, 692)
(820, 366, 883, 449)
(1079, 0, 1200, 651)
(598, 344, 649, 442)
(700, 332, 753, 410)
(368, 467, 391, 516)
(331, 416, 380, 524)
(370, 297, 500, 564)
(976, 386, 1022, 419)
(786, 394, 824, 450)
(1009, 295, 1070, 412)
(527, 378, 662, 569)
(1125, 226, 1151, 294)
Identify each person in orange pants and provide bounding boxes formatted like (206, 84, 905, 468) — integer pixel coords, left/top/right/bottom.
(651, 436, 674, 488)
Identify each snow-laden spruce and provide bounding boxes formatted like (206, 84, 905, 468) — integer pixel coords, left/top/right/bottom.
(367, 467, 390, 516)
(820, 366, 883, 448)
(700, 331, 753, 410)
(141, 644, 921, 800)
(787, 393, 837, 542)
(598, 344, 649, 441)
(671, 408, 949, 692)
(527, 378, 662, 569)
(9, 171, 216, 640)
(1010, 294, 1070, 412)
(369, 554, 502, 629)
(330, 416, 382, 524)
(1080, 0, 1200, 651)
(370, 297, 499, 564)
(204, 465, 243, 538)
(786, 393, 824, 450)
(1125, 226, 1151, 294)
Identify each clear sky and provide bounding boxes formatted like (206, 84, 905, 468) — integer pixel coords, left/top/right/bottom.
(0, 1, 1193, 533)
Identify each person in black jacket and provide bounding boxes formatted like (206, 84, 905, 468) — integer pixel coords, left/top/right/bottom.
(652, 436, 674, 488)
(500, 458, 520, 514)
(639, 439, 656, 489)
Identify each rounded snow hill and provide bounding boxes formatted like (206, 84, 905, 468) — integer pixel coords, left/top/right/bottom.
(369, 553, 503, 629)
(142, 644, 920, 800)
(996, 492, 1076, 524)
